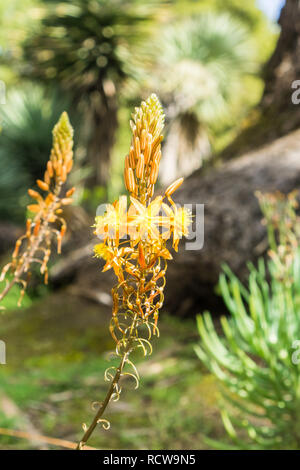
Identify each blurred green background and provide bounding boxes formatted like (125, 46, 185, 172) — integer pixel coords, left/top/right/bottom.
(0, 0, 285, 450)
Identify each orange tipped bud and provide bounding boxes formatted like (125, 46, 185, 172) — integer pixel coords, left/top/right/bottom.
(148, 184, 154, 198)
(12, 239, 22, 258)
(60, 225, 67, 238)
(28, 189, 41, 200)
(129, 146, 136, 169)
(66, 159, 73, 173)
(28, 204, 41, 213)
(33, 219, 41, 236)
(144, 134, 152, 164)
(165, 177, 184, 197)
(61, 198, 73, 205)
(150, 161, 159, 184)
(124, 169, 129, 191)
(140, 129, 147, 150)
(66, 187, 76, 197)
(26, 219, 32, 237)
(55, 162, 62, 177)
(138, 243, 147, 269)
(37, 180, 49, 191)
(134, 136, 140, 159)
(47, 161, 54, 178)
(57, 234, 62, 254)
(136, 154, 145, 179)
(45, 193, 55, 205)
(151, 135, 163, 159)
(153, 147, 161, 164)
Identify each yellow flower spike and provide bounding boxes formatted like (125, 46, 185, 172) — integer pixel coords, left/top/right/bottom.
(82, 95, 190, 450)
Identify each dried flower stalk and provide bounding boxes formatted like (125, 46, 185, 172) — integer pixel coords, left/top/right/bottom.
(77, 94, 192, 449)
(0, 112, 74, 306)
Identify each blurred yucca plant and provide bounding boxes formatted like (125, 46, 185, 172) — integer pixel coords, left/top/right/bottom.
(196, 190, 300, 450)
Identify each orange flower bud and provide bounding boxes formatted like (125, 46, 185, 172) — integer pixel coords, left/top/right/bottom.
(12, 240, 22, 258)
(129, 146, 136, 169)
(33, 219, 41, 236)
(136, 154, 145, 179)
(165, 178, 184, 197)
(148, 184, 154, 198)
(61, 198, 73, 205)
(47, 161, 54, 178)
(138, 243, 146, 269)
(140, 129, 146, 150)
(60, 225, 67, 238)
(26, 219, 32, 237)
(55, 162, 62, 177)
(28, 189, 42, 201)
(144, 134, 152, 164)
(57, 234, 62, 254)
(44, 171, 51, 185)
(151, 135, 163, 159)
(153, 147, 161, 164)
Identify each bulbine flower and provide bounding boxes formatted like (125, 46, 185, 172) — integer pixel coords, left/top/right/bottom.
(77, 94, 192, 450)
